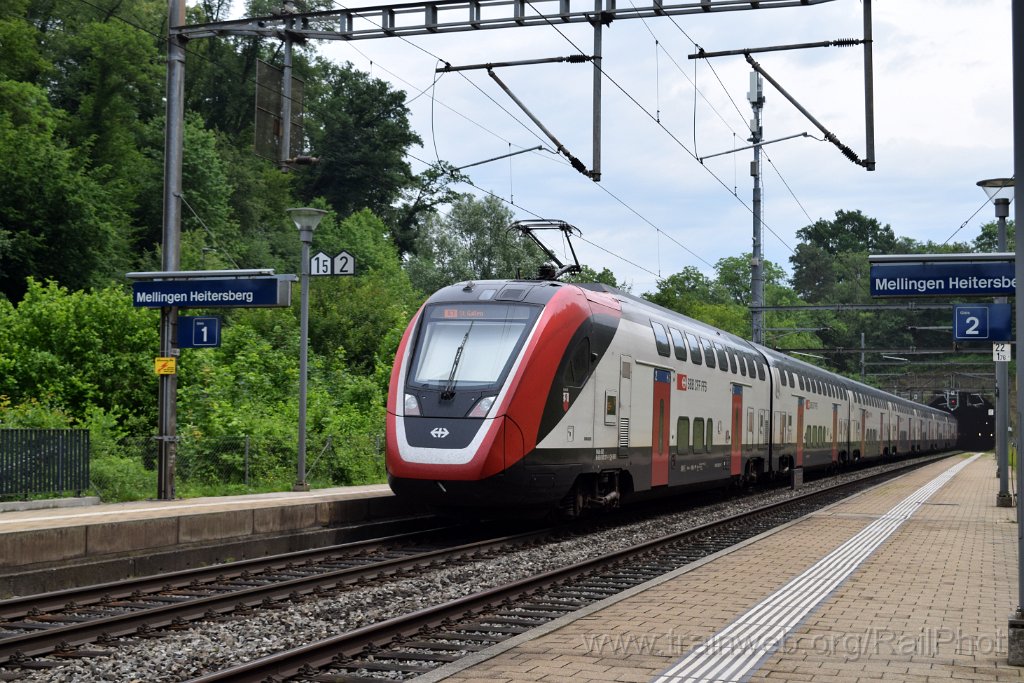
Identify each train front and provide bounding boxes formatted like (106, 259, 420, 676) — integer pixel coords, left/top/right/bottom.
(385, 279, 588, 510)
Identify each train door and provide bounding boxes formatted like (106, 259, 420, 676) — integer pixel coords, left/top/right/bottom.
(831, 404, 839, 464)
(618, 356, 632, 457)
(896, 415, 902, 454)
(730, 384, 743, 475)
(651, 368, 670, 486)
(860, 408, 867, 459)
(795, 397, 805, 467)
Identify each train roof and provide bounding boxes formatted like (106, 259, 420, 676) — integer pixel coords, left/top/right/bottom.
(575, 283, 949, 419)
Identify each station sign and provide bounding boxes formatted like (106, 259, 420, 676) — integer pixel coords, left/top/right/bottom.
(177, 316, 221, 348)
(953, 304, 1012, 342)
(132, 277, 292, 308)
(870, 262, 1015, 297)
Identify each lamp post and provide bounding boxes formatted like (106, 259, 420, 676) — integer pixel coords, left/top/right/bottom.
(288, 207, 327, 492)
(977, 178, 1014, 508)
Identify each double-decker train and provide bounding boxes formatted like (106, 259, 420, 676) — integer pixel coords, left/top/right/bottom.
(385, 278, 957, 515)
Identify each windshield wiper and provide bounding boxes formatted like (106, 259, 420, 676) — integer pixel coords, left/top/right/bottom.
(440, 322, 473, 401)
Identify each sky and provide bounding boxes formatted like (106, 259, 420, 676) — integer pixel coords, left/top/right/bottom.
(221, 0, 1015, 295)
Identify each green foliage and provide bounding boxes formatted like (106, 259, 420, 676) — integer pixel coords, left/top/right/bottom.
(405, 195, 548, 293)
(973, 219, 1016, 253)
(0, 279, 158, 431)
(643, 266, 725, 314)
(564, 265, 626, 289)
(299, 60, 421, 222)
(0, 81, 133, 301)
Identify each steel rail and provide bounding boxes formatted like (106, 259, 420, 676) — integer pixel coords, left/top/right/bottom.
(184, 453, 957, 683)
(0, 523, 558, 664)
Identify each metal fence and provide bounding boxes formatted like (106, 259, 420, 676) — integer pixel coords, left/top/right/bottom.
(122, 433, 386, 490)
(0, 429, 90, 497)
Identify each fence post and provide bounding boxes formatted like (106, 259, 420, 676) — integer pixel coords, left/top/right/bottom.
(244, 434, 250, 487)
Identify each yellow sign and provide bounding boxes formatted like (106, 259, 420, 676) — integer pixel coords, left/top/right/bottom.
(155, 357, 177, 375)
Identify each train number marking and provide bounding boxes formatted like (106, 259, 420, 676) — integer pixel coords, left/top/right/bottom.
(430, 427, 450, 438)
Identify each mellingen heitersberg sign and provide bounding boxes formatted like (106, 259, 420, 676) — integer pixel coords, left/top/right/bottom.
(132, 278, 290, 308)
(869, 262, 1016, 297)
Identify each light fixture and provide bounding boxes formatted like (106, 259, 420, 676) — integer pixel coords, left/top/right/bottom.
(976, 178, 1015, 203)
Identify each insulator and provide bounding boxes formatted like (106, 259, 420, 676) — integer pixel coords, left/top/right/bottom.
(832, 38, 860, 47)
(567, 54, 590, 63)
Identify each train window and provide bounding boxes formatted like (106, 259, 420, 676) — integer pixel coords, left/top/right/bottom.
(686, 332, 703, 364)
(788, 370, 796, 387)
(814, 379, 821, 394)
(736, 350, 746, 377)
(677, 417, 691, 454)
(757, 361, 766, 381)
(798, 375, 805, 391)
(693, 417, 705, 452)
(781, 370, 788, 387)
(651, 321, 670, 357)
(713, 342, 729, 372)
(669, 327, 687, 361)
(726, 347, 738, 374)
(700, 337, 716, 369)
(706, 417, 714, 451)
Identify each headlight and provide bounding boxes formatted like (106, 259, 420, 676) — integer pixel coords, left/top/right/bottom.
(467, 395, 496, 418)
(404, 394, 421, 416)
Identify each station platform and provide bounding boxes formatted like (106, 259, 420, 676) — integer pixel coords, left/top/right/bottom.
(428, 453, 1024, 683)
(0, 483, 424, 597)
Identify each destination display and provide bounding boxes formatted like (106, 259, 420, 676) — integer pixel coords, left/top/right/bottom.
(870, 262, 1015, 297)
(132, 277, 292, 308)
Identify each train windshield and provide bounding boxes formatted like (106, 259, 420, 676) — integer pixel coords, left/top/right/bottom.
(410, 303, 539, 392)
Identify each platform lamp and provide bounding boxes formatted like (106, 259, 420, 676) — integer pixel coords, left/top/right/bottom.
(977, 178, 1014, 509)
(288, 207, 327, 492)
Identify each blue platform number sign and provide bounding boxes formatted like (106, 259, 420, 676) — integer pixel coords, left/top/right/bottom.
(953, 304, 1011, 342)
(178, 316, 221, 348)
(954, 306, 989, 340)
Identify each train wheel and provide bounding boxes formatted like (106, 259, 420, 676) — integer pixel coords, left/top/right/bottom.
(558, 483, 587, 519)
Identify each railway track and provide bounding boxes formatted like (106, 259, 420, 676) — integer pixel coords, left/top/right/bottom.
(0, 519, 557, 668)
(0, 453, 954, 681)
(181, 454, 954, 683)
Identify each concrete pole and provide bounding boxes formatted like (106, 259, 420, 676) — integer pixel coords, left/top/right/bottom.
(158, 0, 186, 500)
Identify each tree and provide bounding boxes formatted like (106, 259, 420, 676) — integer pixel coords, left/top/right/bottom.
(564, 265, 625, 289)
(298, 60, 421, 224)
(405, 195, 548, 294)
(790, 210, 897, 303)
(0, 80, 132, 302)
(308, 209, 421, 373)
(715, 254, 787, 307)
(0, 279, 158, 432)
(973, 219, 1016, 253)
(643, 266, 723, 315)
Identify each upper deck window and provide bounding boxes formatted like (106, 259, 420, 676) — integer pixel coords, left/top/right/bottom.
(700, 337, 716, 369)
(651, 321, 671, 357)
(714, 342, 729, 372)
(669, 327, 687, 361)
(686, 332, 703, 365)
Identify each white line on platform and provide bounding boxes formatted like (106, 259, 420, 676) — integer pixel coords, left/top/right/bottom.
(653, 454, 979, 683)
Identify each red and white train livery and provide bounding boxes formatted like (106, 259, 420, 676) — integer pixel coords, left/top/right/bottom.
(385, 279, 958, 513)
